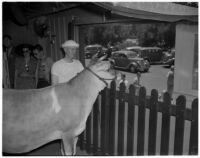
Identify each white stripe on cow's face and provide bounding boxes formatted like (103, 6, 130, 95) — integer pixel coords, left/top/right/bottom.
(51, 88, 61, 113)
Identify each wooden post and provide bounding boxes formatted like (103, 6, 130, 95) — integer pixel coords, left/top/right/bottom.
(108, 81, 116, 155)
(160, 92, 171, 155)
(78, 132, 84, 150)
(137, 87, 146, 155)
(100, 87, 110, 155)
(86, 114, 92, 153)
(104, 88, 110, 155)
(174, 95, 186, 155)
(189, 98, 198, 155)
(148, 89, 159, 155)
(127, 84, 136, 155)
(93, 98, 101, 155)
(117, 82, 126, 155)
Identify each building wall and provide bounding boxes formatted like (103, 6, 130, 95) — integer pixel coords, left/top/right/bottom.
(46, 7, 104, 62)
(3, 6, 104, 62)
(3, 20, 38, 46)
(174, 23, 198, 100)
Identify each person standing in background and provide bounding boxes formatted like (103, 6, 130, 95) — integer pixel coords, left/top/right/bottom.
(3, 35, 16, 88)
(167, 66, 174, 98)
(15, 45, 38, 89)
(51, 40, 84, 85)
(119, 73, 128, 88)
(33, 44, 53, 88)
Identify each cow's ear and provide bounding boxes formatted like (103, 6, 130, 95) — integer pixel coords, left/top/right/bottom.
(98, 55, 107, 61)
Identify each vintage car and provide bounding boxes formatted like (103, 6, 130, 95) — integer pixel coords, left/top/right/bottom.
(109, 50, 150, 73)
(126, 46, 164, 64)
(84, 44, 107, 59)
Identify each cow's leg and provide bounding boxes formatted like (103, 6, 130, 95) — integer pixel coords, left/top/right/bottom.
(72, 137, 78, 155)
(60, 134, 79, 156)
(61, 134, 74, 156)
(60, 140, 65, 155)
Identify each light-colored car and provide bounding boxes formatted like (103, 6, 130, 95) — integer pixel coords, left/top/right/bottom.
(109, 50, 150, 73)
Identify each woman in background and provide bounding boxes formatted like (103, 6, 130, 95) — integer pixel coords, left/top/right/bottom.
(14, 45, 38, 89)
(33, 44, 53, 88)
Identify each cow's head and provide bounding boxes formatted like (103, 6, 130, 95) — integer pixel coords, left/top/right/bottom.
(87, 54, 116, 87)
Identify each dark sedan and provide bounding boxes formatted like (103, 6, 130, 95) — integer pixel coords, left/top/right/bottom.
(109, 50, 150, 73)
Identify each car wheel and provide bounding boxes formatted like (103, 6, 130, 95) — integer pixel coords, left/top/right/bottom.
(129, 65, 136, 73)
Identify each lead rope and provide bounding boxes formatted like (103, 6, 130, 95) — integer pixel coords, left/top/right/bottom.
(85, 67, 108, 87)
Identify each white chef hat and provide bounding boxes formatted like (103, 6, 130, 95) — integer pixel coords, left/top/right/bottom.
(61, 40, 79, 48)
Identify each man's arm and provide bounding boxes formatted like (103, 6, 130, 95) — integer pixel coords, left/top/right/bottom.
(51, 63, 59, 85)
(51, 73, 59, 85)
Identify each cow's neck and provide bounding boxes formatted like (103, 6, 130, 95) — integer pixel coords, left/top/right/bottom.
(68, 69, 106, 113)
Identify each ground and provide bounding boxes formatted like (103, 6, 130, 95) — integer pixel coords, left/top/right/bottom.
(115, 64, 170, 95)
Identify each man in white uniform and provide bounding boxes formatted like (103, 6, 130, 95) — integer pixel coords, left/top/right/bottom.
(51, 40, 84, 85)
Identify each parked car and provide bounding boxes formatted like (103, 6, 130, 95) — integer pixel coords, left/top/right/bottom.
(109, 50, 150, 73)
(84, 44, 107, 59)
(126, 46, 164, 64)
(162, 49, 175, 67)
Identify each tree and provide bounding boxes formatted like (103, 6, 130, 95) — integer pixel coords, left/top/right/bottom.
(83, 23, 175, 49)
(174, 2, 198, 8)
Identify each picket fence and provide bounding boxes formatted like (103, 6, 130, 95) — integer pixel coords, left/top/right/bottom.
(77, 81, 198, 156)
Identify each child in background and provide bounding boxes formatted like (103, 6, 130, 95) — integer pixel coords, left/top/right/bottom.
(119, 73, 128, 87)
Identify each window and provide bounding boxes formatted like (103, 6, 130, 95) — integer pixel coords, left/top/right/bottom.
(113, 53, 120, 58)
(120, 54, 127, 58)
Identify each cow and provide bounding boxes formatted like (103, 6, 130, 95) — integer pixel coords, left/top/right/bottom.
(3, 56, 116, 155)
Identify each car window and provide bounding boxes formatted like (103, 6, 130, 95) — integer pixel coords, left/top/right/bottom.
(127, 52, 138, 58)
(112, 53, 120, 58)
(86, 46, 101, 51)
(120, 54, 127, 58)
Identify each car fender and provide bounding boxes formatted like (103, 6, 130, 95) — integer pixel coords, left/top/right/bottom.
(144, 57, 150, 63)
(128, 62, 138, 69)
(108, 58, 115, 66)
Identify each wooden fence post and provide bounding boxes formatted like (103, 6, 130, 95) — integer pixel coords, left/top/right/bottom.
(108, 81, 116, 155)
(189, 98, 198, 155)
(137, 86, 146, 155)
(127, 84, 136, 155)
(93, 97, 101, 155)
(86, 113, 92, 153)
(148, 89, 159, 155)
(100, 87, 110, 155)
(117, 82, 126, 155)
(160, 92, 171, 155)
(174, 95, 186, 155)
(78, 132, 84, 150)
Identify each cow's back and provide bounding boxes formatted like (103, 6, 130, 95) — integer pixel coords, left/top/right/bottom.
(3, 87, 62, 153)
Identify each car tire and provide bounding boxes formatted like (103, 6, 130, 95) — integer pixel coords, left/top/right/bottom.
(129, 65, 136, 73)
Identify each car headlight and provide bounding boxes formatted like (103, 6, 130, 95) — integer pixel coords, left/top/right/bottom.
(136, 61, 143, 66)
